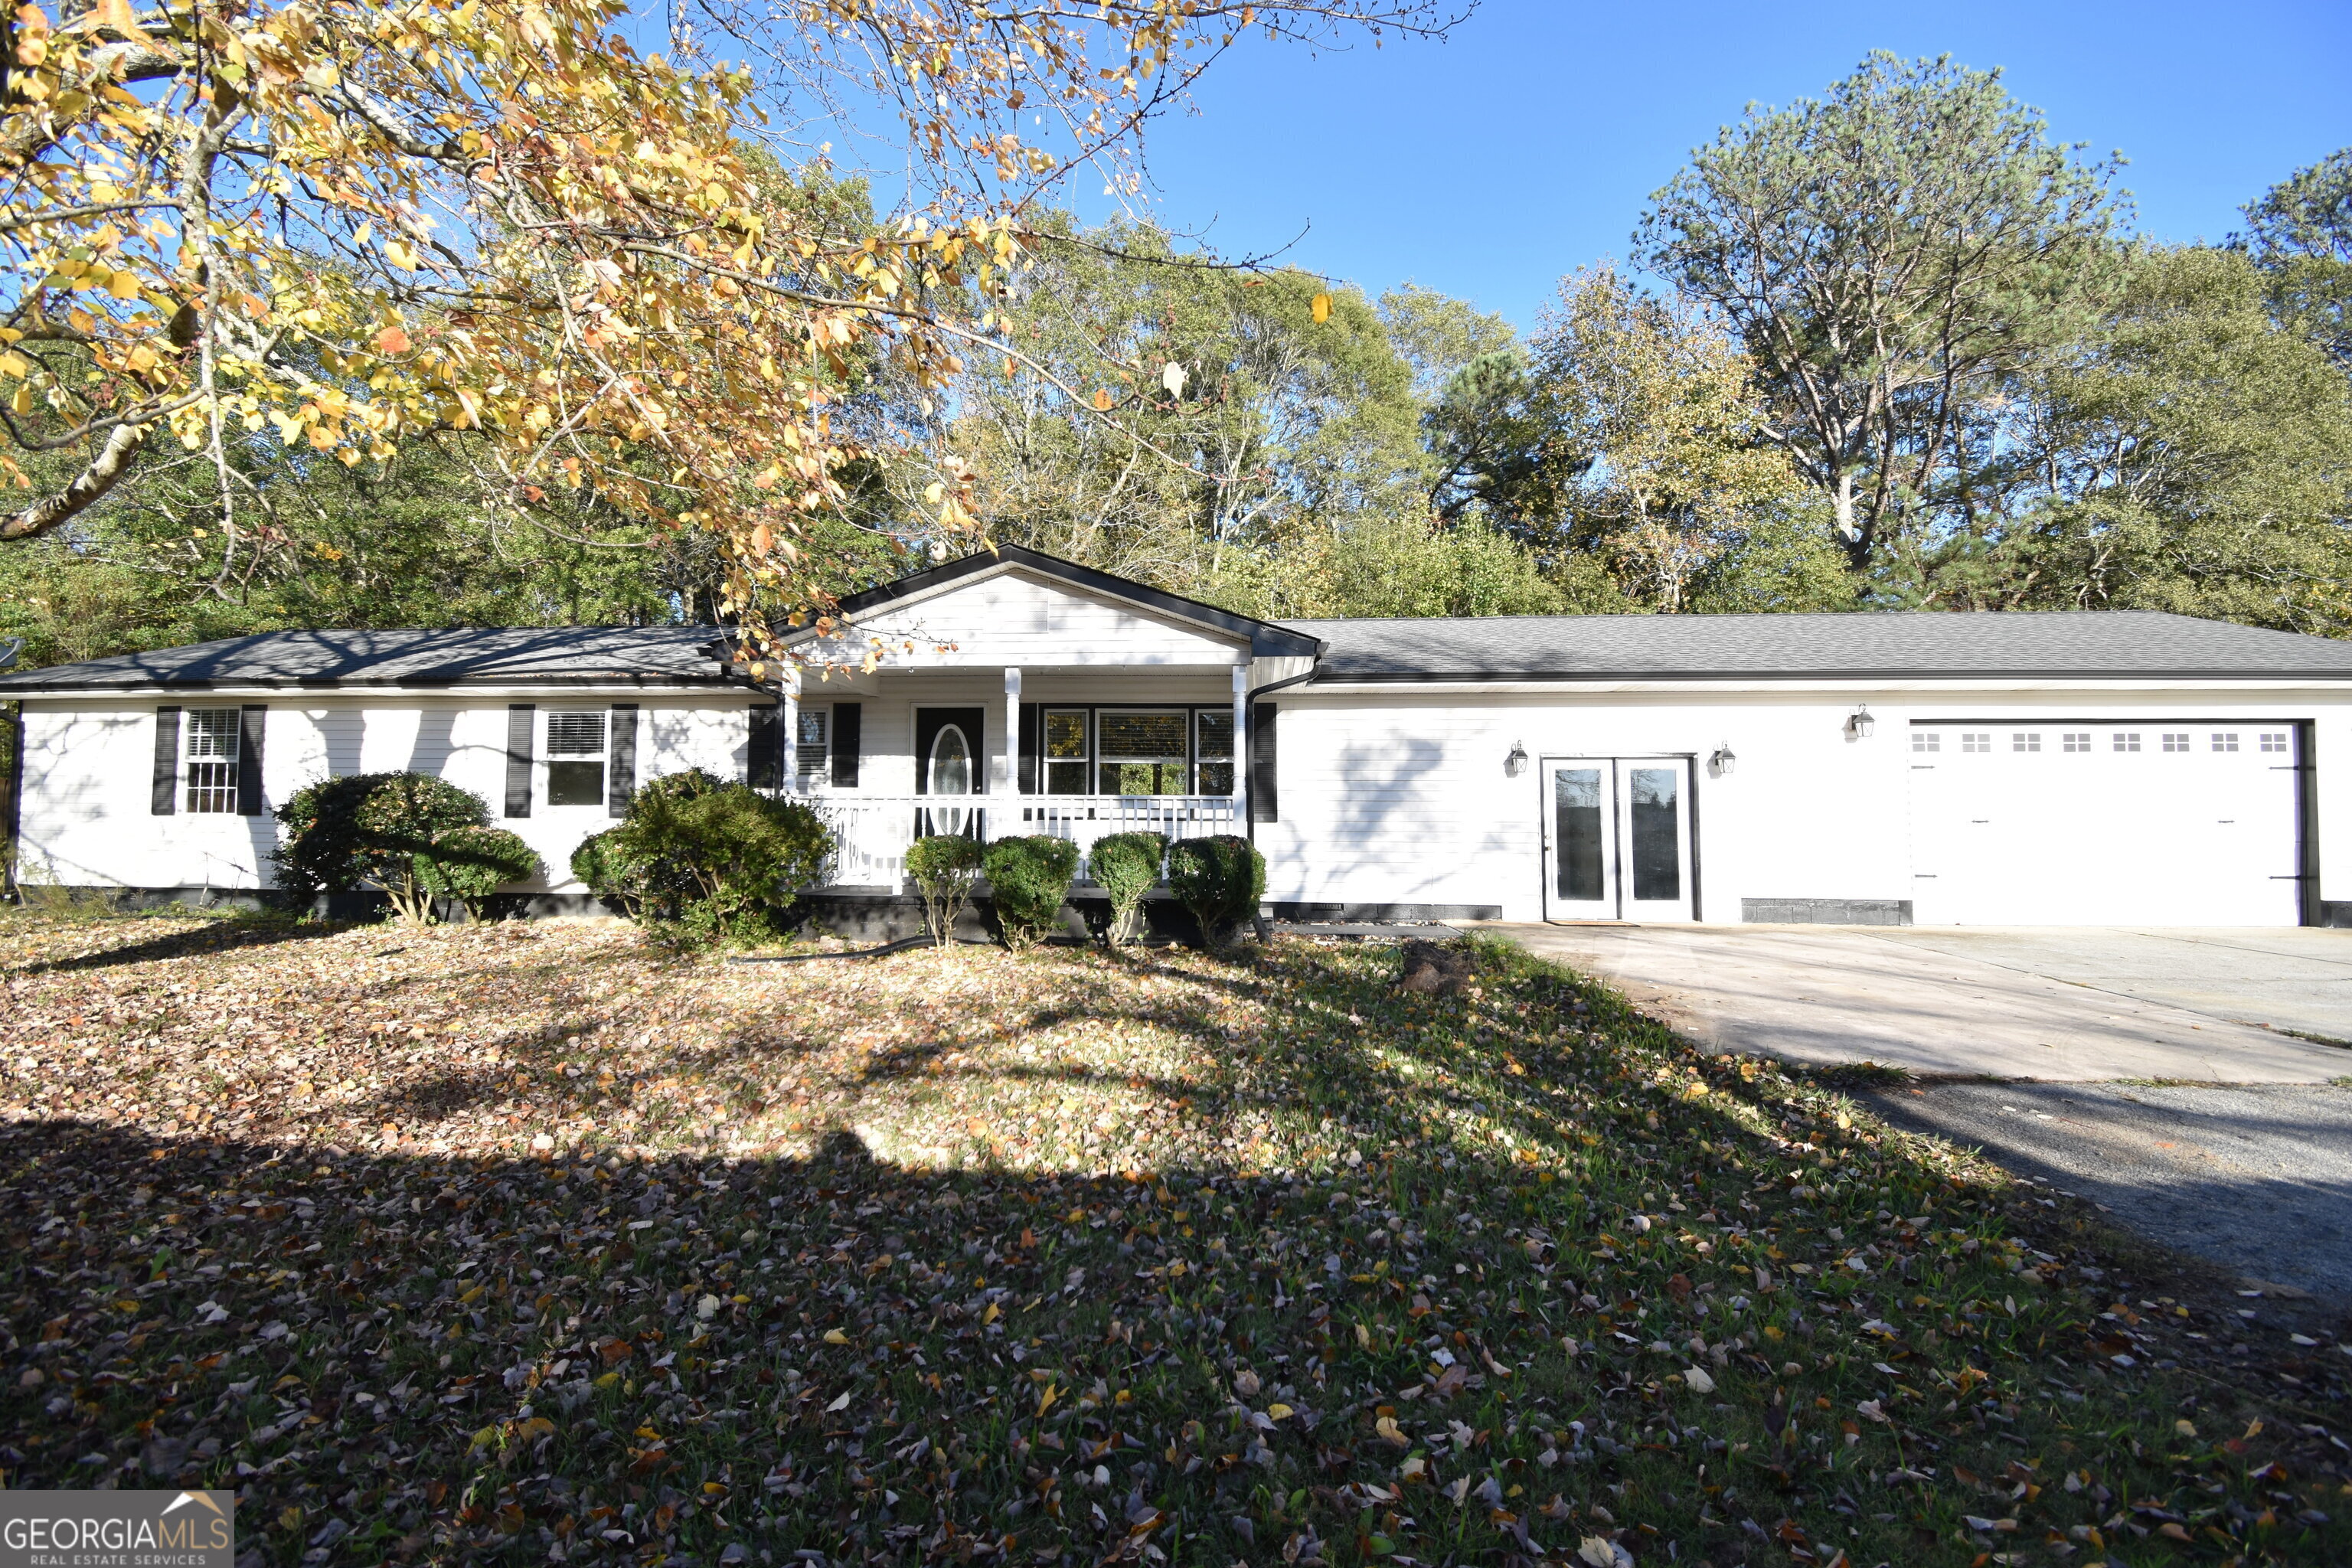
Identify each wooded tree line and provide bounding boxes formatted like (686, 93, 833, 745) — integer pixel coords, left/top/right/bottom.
(4, 44, 2348, 671)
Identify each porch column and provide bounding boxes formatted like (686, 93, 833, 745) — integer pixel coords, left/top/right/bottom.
(781, 664, 800, 793)
(1230, 663, 1249, 822)
(1003, 666, 1022, 801)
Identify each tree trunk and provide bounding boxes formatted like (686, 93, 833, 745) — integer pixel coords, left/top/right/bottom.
(1, 422, 152, 542)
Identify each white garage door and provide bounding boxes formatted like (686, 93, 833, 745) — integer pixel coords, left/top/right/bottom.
(1907, 723, 2301, 926)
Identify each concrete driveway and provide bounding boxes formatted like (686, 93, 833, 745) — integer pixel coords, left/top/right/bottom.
(1491, 923, 2352, 1083)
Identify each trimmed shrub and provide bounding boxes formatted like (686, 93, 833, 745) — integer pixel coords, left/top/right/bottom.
(570, 769, 832, 947)
(276, 773, 542, 925)
(1166, 833, 1266, 950)
(905, 834, 984, 947)
(982, 835, 1080, 950)
(413, 824, 544, 922)
(1088, 831, 1167, 948)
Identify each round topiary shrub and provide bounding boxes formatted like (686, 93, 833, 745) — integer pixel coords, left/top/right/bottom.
(905, 834, 985, 946)
(1087, 831, 1167, 948)
(570, 768, 832, 947)
(981, 835, 1080, 950)
(1165, 833, 1266, 951)
(275, 772, 542, 925)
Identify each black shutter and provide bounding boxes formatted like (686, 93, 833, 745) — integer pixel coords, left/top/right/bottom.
(1018, 702, 1040, 792)
(504, 704, 534, 818)
(237, 706, 266, 815)
(1250, 702, 1278, 823)
(831, 702, 861, 788)
(152, 707, 181, 815)
(747, 703, 781, 789)
(607, 704, 638, 817)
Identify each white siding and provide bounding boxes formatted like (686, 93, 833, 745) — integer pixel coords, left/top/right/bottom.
(1259, 688, 2352, 925)
(802, 569, 1246, 670)
(17, 681, 2351, 922)
(15, 696, 754, 892)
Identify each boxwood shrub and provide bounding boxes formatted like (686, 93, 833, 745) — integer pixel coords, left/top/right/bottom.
(1165, 833, 1266, 950)
(982, 835, 1080, 949)
(1087, 831, 1167, 948)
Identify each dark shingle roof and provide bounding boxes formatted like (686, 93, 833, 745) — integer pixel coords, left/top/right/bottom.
(1279, 609, 2352, 681)
(8, 605, 2348, 696)
(0, 626, 738, 694)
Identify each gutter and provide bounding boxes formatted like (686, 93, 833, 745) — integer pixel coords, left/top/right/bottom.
(1243, 662, 1323, 844)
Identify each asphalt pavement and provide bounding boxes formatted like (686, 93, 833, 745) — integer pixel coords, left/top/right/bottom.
(1861, 1079, 2352, 1301)
(1491, 923, 2352, 1082)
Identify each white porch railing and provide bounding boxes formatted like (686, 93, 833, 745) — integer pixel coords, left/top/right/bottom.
(802, 793, 1240, 889)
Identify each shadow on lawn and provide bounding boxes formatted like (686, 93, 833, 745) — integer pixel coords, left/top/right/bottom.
(2, 938, 2346, 1568)
(4, 912, 349, 978)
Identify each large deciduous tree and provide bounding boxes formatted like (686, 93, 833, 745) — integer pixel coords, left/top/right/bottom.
(1635, 52, 2122, 570)
(0, 0, 1452, 667)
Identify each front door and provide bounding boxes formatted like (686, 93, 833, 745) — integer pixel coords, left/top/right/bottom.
(1540, 756, 1696, 922)
(914, 707, 985, 839)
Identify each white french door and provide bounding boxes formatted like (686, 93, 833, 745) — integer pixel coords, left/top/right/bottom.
(1540, 756, 1696, 922)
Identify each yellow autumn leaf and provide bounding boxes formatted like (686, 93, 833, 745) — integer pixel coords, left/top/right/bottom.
(1267, 1403, 1293, 1421)
(106, 269, 141, 301)
(822, 1328, 849, 1344)
(1311, 292, 1331, 323)
(1036, 1381, 1058, 1416)
(1375, 1415, 1410, 1447)
(1090, 387, 1113, 412)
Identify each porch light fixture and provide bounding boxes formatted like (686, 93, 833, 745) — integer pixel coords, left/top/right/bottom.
(1846, 704, 1876, 740)
(1504, 740, 1529, 777)
(1709, 743, 1736, 777)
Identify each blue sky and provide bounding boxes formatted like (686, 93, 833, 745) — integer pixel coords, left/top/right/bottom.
(1083, 0, 2351, 331)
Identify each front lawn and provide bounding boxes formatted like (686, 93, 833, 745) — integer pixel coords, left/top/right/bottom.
(2, 910, 2344, 1566)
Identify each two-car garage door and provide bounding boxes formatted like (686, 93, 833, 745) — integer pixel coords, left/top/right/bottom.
(1907, 722, 2304, 926)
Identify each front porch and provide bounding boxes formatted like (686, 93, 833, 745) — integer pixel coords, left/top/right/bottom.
(803, 790, 1243, 891)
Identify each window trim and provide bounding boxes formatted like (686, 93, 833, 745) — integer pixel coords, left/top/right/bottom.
(1040, 707, 1091, 796)
(795, 704, 832, 787)
(544, 709, 610, 808)
(1031, 705, 1236, 797)
(183, 707, 241, 814)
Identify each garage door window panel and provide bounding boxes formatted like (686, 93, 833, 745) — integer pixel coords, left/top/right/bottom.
(2114, 733, 2141, 752)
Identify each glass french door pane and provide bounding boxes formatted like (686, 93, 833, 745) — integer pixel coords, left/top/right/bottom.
(1553, 768, 1605, 901)
(1628, 766, 1682, 901)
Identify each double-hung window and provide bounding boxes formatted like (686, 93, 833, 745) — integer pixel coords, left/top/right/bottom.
(546, 711, 608, 805)
(183, 708, 241, 813)
(1042, 710, 1090, 795)
(1096, 711, 1189, 796)
(796, 707, 831, 788)
(1195, 710, 1235, 795)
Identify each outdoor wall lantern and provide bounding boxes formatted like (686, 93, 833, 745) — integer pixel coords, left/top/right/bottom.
(1709, 743, 1736, 777)
(1846, 704, 1876, 740)
(1504, 740, 1529, 777)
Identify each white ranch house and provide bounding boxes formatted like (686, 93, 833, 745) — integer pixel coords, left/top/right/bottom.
(5, 545, 2351, 929)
